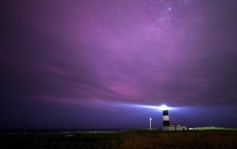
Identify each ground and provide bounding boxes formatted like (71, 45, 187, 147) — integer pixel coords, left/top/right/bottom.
(0, 128, 237, 149)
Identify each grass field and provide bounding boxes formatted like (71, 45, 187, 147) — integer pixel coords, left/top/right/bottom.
(0, 128, 237, 149)
(192, 127, 237, 131)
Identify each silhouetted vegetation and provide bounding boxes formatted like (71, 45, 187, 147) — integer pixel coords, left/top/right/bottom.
(0, 130, 237, 149)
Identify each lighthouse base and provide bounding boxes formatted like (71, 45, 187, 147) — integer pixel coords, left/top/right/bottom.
(163, 125, 187, 131)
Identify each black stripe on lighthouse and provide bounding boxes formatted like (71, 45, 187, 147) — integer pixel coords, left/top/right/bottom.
(163, 110, 170, 126)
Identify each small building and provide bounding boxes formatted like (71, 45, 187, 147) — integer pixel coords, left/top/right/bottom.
(163, 124, 187, 131)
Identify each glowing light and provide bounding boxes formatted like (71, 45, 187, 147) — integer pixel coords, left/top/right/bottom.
(159, 105, 169, 110)
(105, 101, 176, 111)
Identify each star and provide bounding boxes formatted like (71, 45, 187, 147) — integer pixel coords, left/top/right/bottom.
(118, 9, 122, 13)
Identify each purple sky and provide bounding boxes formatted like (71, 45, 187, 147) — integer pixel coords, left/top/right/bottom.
(1, 0, 237, 130)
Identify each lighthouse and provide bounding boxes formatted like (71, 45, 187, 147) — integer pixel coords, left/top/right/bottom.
(159, 105, 187, 131)
(163, 109, 170, 126)
(160, 105, 170, 127)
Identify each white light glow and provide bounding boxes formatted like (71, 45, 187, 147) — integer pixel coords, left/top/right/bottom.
(134, 104, 173, 111)
(159, 105, 170, 110)
(113, 102, 176, 111)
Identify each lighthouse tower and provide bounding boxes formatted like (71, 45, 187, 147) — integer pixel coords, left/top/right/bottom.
(163, 109, 170, 126)
(160, 105, 171, 131)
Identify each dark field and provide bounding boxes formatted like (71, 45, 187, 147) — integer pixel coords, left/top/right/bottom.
(0, 129, 237, 149)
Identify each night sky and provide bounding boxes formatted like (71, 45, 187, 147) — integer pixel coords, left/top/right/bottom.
(1, 0, 237, 130)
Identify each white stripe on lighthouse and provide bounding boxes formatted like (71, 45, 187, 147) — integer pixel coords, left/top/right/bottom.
(163, 115, 169, 121)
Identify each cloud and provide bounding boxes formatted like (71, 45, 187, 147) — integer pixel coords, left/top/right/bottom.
(1, 0, 237, 109)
